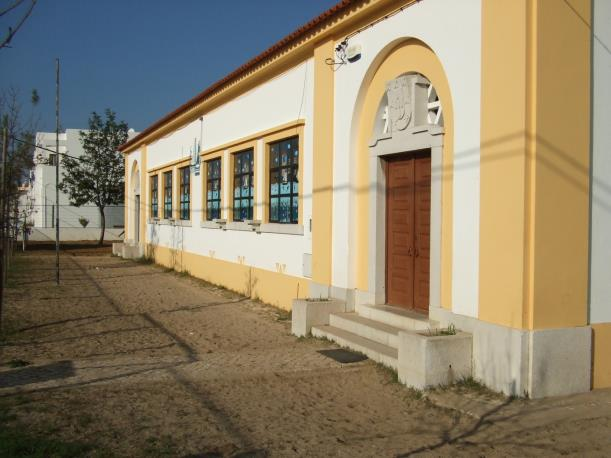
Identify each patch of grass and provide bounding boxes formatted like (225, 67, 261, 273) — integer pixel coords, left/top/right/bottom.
(454, 376, 487, 392)
(6, 359, 30, 368)
(0, 401, 96, 457)
(376, 364, 400, 384)
(424, 323, 457, 337)
(77, 413, 94, 429)
(274, 309, 291, 321)
(134, 255, 155, 265)
(143, 434, 178, 457)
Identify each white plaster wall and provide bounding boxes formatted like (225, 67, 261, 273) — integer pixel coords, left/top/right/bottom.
(590, 0, 611, 324)
(144, 60, 315, 278)
(333, 0, 481, 317)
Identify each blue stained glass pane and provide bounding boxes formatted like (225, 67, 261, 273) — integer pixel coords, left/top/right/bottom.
(281, 182, 290, 194)
(234, 187, 240, 198)
(249, 198, 253, 210)
(292, 181, 298, 194)
(292, 198, 298, 222)
(212, 190, 219, 200)
(271, 183, 279, 196)
(250, 185, 254, 197)
(281, 151, 289, 166)
(207, 191, 212, 200)
(234, 199, 241, 209)
(280, 196, 290, 223)
(271, 197, 279, 221)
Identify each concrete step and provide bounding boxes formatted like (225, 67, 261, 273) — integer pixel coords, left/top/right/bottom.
(311, 325, 398, 370)
(355, 304, 437, 331)
(329, 312, 402, 349)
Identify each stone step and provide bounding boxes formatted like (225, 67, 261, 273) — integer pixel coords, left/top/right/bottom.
(329, 312, 402, 349)
(355, 304, 436, 331)
(311, 325, 398, 370)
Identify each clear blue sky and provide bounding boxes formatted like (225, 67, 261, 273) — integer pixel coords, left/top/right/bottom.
(0, 0, 338, 133)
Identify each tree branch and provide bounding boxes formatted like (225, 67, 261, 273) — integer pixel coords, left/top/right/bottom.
(1, 0, 36, 49)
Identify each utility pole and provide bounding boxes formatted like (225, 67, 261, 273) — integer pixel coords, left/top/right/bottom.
(55, 58, 60, 285)
(0, 127, 7, 329)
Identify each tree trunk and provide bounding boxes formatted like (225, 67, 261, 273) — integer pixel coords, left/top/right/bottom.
(98, 207, 105, 246)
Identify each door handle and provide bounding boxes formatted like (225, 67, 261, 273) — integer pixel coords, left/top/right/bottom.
(408, 247, 413, 256)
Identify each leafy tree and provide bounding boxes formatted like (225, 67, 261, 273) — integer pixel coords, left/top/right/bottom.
(59, 109, 128, 245)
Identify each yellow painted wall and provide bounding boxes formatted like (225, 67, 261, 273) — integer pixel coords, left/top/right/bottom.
(530, 0, 590, 329)
(479, 0, 530, 328)
(479, 0, 591, 330)
(312, 39, 334, 286)
(355, 39, 454, 309)
(592, 323, 611, 389)
(148, 244, 309, 311)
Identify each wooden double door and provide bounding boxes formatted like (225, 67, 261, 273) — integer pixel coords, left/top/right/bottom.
(385, 151, 431, 313)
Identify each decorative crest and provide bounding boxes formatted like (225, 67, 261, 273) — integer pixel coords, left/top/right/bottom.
(386, 76, 412, 132)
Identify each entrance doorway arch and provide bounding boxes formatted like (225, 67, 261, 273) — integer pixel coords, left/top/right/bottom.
(351, 39, 454, 313)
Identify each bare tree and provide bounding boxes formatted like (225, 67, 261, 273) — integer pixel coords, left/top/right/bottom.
(1, 0, 37, 50)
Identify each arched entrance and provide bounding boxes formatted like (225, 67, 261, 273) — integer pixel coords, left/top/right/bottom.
(370, 74, 443, 313)
(130, 161, 140, 243)
(351, 39, 454, 314)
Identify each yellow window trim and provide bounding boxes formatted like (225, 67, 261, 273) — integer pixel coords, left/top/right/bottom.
(202, 151, 224, 222)
(228, 140, 257, 223)
(262, 125, 304, 225)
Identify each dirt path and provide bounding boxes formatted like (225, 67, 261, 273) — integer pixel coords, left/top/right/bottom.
(1, 247, 610, 457)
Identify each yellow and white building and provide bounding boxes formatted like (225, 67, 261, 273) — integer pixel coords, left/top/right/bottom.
(119, 0, 611, 398)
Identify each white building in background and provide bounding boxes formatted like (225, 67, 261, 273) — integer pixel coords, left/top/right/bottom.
(27, 128, 134, 240)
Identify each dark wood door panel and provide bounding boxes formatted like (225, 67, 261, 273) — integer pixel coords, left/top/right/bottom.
(386, 158, 415, 308)
(385, 152, 431, 313)
(414, 155, 431, 313)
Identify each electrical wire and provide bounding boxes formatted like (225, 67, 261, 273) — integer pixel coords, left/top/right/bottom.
(10, 135, 95, 164)
(324, 0, 422, 69)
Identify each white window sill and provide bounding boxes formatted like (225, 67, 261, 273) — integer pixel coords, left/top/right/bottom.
(153, 218, 191, 226)
(258, 223, 303, 235)
(200, 220, 221, 229)
(198, 220, 303, 235)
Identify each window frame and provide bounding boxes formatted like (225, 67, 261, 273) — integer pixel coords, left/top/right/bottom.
(150, 174, 159, 218)
(268, 136, 299, 224)
(163, 170, 173, 219)
(179, 166, 190, 221)
(232, 148, 254, 222)
(206, 158, 222, 221)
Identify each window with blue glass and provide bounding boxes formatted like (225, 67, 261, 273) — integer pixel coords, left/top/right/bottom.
(163, 171, 173, 219)
(233, 149, 254, 221)
(179, 166, 190, 220)
(150, 175, 158, 218)
(206, 158, 221, 220)
(269, 136, 299, 224)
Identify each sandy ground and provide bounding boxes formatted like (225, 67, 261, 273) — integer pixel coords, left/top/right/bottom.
(1, 245, 610, 457)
